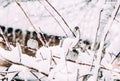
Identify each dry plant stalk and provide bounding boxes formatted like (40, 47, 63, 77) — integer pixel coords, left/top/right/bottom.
(0, 28, 12, 50)
(53, 56, 120, 75)
(92, 9, 103, 51)
(92, 1, 120, 80)
(38, 0, 68, 37)
(14, 0, 46, 46)
(44, 0, 76, 37)
(0, 53, 48, 77)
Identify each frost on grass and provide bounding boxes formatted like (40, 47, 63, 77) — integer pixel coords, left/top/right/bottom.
(0, 0, 120, 81)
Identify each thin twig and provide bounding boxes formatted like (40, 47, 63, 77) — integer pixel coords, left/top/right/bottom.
(39, 52, 44, 60)
(52, 58, 57, 65)
(30, 71, 41, 81)
(85, 49, 91, 55)
(0, 28, 12, 50)
(0, 71, 19, 74)
(11, 72, 20, 81)
(38, 0, 68, 37)
(0, 53, 48, 77)
(92, 9, 103, 50)
(78, 74, 92, 80)
(49, 50, 52, 71)
(76, 69, 79, 81)
(44, 0, 76, 37)
(14, 0, 46, 46)
(111, 52, 120, 64)
(53, 56, 120, 75)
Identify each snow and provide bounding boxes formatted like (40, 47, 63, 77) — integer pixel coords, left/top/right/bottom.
(0, 0, 120, 81)
(27, 38, 39, 49)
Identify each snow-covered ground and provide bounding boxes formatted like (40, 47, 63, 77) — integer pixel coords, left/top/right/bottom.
(0, 0, 120, 81)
